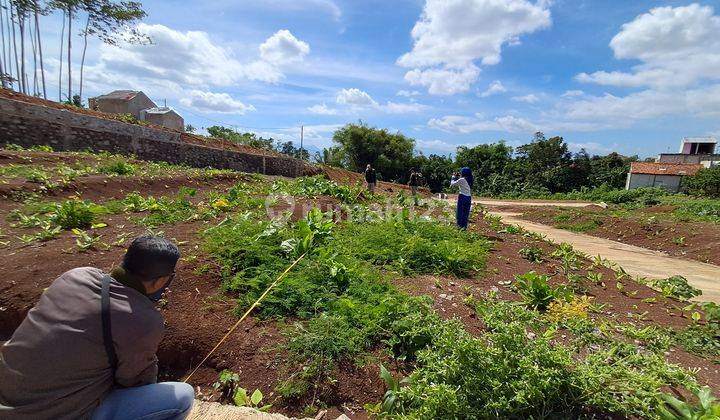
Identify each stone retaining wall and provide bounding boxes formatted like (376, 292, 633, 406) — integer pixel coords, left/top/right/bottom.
(0, 97, 305, 177)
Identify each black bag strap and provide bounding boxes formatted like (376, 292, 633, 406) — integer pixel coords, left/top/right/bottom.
(101, 275, 118, 372)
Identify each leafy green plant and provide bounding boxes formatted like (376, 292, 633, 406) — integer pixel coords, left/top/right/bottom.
(213, 369, 240, 401)
(72, 229, 102, 251)
(551, 242, 580, 276)
(650, 276, 702, 301)
(658, 386, 720, 420)
(519, 245, 543, 263)
(99, 159, 136, 176)
(233, 388, 272, 412)
(377, 364, 408, 415)
(514, 271, 572, 310)
(51, 200, 98, 229)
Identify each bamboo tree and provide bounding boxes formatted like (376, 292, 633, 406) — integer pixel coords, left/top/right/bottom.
(77, 0, 148, 102)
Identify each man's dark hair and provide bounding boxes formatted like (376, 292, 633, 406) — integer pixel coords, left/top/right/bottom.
(122, 236, 180, 281)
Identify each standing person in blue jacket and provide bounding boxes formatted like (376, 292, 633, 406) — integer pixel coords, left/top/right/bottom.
(451, 167, 473, 229)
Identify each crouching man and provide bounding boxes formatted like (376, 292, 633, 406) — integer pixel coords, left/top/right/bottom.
(0, 236, 194, 420)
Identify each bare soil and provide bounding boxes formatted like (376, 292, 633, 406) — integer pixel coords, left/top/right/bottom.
(511, 205, 720, 265)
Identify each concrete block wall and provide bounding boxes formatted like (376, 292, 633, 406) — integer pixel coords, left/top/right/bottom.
(0, 97, 305, 177)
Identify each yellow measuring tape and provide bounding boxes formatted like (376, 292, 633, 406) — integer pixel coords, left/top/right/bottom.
(183, 253, 307, 383)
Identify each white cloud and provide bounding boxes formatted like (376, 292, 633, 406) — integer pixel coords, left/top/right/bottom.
(307, 103, 338, 115)
(336, 88, 377, 106)
(512, 93, 540, 103)
(312, 88, 428, 114)
(260, 29, 310, 65)
(85, 24, 309, 92)
(382, 101, 428, 114)
(397, 90, 421, 97)
(428, 113, 537, 133)
(398, 0, 551, 95)
(480, 80, 506, 97)
(577, 4, 720, 88)
(404, 65, 480, 95)
(180, 90, 255, 114)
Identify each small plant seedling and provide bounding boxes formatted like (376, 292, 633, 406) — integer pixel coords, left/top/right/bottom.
(519, 246, 543, 263)
(233, 388, 272, 412)
(72, 229, 102, 251)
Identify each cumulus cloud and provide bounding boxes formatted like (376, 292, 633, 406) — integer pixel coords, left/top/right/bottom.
(558, 4, 720, 130)
(398, 0, 551, 95)
(85, 24, 309, 94)
(480, 80, 506, 97)
(576, 4, 720, 88)
(309, 88, 428, 115)
(180, 90, 255, 114)
(512, 93, 540, 103)
(404, 65, 481, 95)
(260, 29, 310, 65)
(336, 88, 377, 106)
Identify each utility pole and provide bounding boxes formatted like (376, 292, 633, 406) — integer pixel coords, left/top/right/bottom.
(300, 125, 304, 159)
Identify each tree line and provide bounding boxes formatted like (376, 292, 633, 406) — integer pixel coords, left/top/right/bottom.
(0, 0, 147, 104)
(315, 123, 639, 196)
(204, 125, 310, 161)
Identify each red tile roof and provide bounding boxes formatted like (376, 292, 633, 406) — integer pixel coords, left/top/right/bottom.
(630, 162, 703, 176)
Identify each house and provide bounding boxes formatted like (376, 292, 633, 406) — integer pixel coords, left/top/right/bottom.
(625, 162, 703, 192)
(88, 90, 156, 119)
(140, 107, 184, 132)
(88, 90, 185, 131)
(657, 137, 720, 168)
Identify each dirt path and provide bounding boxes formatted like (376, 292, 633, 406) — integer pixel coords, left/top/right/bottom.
(492, 211, 720, 303)
(473, 198, 600, 208)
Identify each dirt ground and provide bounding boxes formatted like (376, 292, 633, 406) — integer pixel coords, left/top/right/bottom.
(1, 151, 719, 418)
(510, 205, 720, 265)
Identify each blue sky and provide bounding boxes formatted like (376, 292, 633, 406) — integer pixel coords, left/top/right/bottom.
(36, 0, 720, 158)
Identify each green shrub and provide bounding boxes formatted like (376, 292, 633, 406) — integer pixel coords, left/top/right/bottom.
(683, 166, 720, 198)
(394, 321, 582, 418)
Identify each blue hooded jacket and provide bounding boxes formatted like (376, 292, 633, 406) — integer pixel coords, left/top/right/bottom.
(461, 167, 474, 189)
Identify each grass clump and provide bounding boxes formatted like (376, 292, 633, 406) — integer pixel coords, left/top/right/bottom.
(98, 159, 136, 176)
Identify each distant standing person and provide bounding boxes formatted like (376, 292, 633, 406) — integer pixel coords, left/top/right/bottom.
(451, 167, 473, 229)
(0, 236, 194, 420)
(365, 164, 377, 193)
(408, 168, 421, 204)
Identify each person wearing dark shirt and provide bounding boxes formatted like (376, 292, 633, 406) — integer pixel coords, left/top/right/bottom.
(365, 164, 377, 193)
(0, 236, 194, 420)
(408, 168, 421, 205)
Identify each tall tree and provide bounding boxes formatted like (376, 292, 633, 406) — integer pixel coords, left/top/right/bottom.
(331, 122, 415, 182)
(77, 0, 147, 100)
